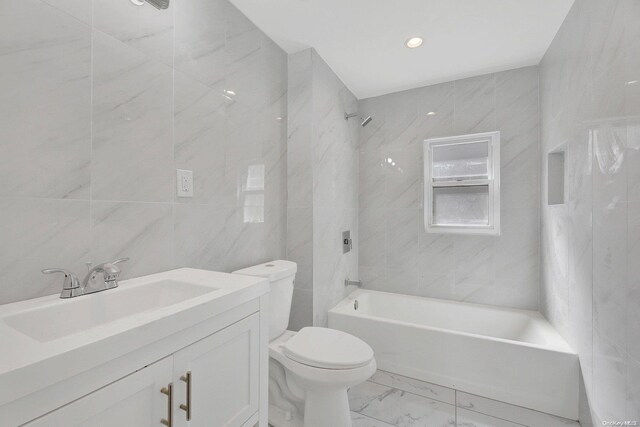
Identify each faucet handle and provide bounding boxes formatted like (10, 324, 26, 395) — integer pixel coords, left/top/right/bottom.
(42, 268, 82, 299)
(112, 257, 129, 266)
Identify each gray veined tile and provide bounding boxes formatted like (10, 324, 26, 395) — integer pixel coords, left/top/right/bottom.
(418, 82, 456, 140)
(454, 74, 496, 135)
(456, 392, 580, 427)
(359, 265, 387, 292)
(351, 412, 395, 427)
(358, 96, 387, 152)
(91, 201, 174, 281)
(384, 88, 428, 148)
(454, 236, 496, 305)
(289, 288, 313, 331)
(383, 145, 421, 209)
(91, 30, 174, 203)
(174, 71, 227, 205)
(286, 73, 314, 209)
(174, 0, 227, 88)
(174, 204, 236, 271)
(225, 2, 269, 117)
(0, 198, 90, 305)
(359, 208, 386, 268)
(592, 200, 627, 352)
(369, 371, 455, 405)
(627, 355, 640, 420)
(286, 208, 313, 273)
(93, 0, 174, 66)
(589, 0, 627, 82)
(419, 232, 455, 276)
(495, 66, 539, 168)
(359, 151, 387, 210)
(379, 268, 420, 297)
(627, 124, 640, 203)
(592, 124, 627, 205)
(592, 330, 627, 423)
(41, 0, 92, 25)
(456, 408, 524, 427)
(385, 208, 419, 272)
(0, 0, 91, 199)
(348, 381, 456, 427)
(628, 202, 640, 361)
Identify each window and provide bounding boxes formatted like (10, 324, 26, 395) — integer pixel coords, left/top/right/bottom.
(424, 131, 500, 235)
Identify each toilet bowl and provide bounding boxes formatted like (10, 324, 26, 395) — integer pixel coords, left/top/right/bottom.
(233, 261, 376, 427)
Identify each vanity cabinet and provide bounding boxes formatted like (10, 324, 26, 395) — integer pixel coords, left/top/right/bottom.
(24, 314, 261, 427)
(25, 357, 173, 427)
(173, 313, 260, 427)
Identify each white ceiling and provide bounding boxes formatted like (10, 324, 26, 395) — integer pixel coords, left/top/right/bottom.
(229, 0, 574, 99)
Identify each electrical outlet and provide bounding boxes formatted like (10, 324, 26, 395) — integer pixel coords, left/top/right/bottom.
(176, 169, 193, 197)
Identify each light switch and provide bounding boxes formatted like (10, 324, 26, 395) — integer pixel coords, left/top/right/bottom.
(177, 169, 193, 197)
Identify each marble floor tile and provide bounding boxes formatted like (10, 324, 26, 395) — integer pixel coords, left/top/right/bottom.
(456, 408, 523, 427)
(349, 381, 456, 427)
(369, 371, 455, 405)
(351, 411, 396, 427)
(456, 392, 579, 427)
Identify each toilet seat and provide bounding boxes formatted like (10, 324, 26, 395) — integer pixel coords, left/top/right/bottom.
(270, 331, 376, 389)
(283, 327, 374, 369)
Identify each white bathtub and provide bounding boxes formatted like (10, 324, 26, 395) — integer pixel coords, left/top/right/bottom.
(328, 289, 578, 420)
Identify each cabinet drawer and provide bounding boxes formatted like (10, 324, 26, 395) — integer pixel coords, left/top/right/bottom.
(24, 357, 173, 427)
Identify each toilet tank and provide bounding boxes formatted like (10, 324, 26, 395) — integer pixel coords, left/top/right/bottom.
(233, 260, 297, 341)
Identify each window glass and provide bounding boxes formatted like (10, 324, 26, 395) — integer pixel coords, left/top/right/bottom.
(431, 140, 489, 181)
(432, 185, 490, 226)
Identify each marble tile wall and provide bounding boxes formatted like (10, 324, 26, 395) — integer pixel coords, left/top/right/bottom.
(357, 66, 540, 310)
(0, 0, 288, 304)
(539, 0, 640, 424)
(286, 48, 359, 329)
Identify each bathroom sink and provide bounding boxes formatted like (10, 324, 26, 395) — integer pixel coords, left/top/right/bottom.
(4, 279, 216, 342)
(0, 267, 269, 416)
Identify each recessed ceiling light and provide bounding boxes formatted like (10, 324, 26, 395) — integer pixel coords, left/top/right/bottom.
(405, 37, 423, 49)
(427, 111, 436, 116)
(626, 80, 638, 85)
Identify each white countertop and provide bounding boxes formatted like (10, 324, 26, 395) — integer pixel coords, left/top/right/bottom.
(0, 268, 268, 407)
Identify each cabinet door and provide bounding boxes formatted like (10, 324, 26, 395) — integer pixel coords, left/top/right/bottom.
(24, 357, 173, 427)
(173, 313, 260, 427)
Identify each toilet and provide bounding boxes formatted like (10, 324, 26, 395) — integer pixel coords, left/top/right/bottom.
(233, 260, 376, 427)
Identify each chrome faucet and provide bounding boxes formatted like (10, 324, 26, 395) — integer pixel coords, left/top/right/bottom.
(42, 258, 129, 299)
(41, 268, 82, 298)
(83, 258, 129, 291)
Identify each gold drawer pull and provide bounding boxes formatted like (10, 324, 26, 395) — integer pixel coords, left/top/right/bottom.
(161, 383, 173, 427)
(180, 371, 192, 421)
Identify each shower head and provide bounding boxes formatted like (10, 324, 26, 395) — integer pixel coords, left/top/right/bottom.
(130, 0, 169, 10)
(345, 112, 373, 127)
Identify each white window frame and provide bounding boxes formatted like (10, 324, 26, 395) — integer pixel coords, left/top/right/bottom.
(423, 131, 501, 236)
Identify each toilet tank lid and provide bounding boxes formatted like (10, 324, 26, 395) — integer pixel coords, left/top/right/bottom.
(233, 260, 297, 281)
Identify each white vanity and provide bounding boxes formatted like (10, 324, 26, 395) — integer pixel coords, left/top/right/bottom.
(0, 268, 270, 427)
